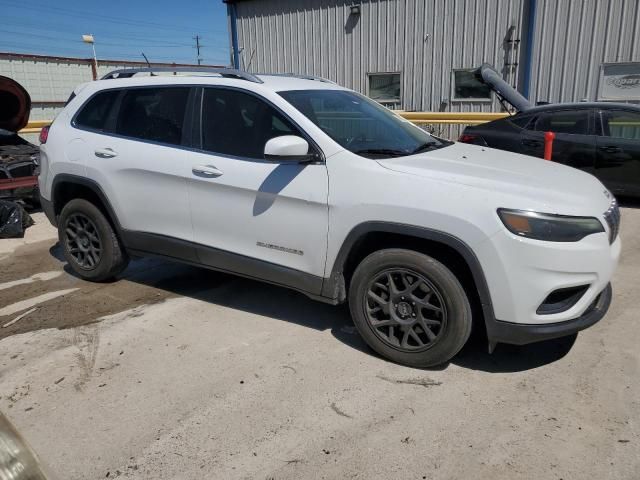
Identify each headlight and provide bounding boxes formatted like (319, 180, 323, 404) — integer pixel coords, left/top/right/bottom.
(498, 208, 604, 242)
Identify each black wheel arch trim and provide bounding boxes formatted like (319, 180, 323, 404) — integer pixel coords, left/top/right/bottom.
(50, 174, 124, 236)
(322, 221, 497, 333)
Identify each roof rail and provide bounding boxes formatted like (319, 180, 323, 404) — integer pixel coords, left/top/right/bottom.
(100, 67, 264, 83)
(255, 73, 336, 84)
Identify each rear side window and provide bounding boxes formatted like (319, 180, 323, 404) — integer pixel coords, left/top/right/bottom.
(533, 110, 590, 135)
(600, 110, 640, 140)
(115, 87, 190, 146)
(201, 88, 299, 159)
(509, 114, 533, 129)
(74, 90, 119, 131)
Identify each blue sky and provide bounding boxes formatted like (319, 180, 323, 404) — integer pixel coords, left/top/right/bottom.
(0, 0, 230, 65)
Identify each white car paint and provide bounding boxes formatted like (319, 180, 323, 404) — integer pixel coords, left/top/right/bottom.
(39, 73, 620, 329)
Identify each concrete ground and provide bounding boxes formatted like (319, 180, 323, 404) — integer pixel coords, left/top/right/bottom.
(0, 209, 638, 480)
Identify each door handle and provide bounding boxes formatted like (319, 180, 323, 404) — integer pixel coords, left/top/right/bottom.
(192, 165, 223, 178)
(599, 145, 621, 153)
(94, 148, 118, 158)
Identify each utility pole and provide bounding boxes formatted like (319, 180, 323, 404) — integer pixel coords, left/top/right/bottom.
(193, 35, 202, 65)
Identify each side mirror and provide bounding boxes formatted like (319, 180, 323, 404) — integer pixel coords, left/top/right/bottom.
(264, 135, 315, 163)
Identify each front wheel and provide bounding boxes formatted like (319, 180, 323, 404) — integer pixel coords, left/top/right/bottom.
(349, 249, 472, 368)
(58, 199, 129, 282)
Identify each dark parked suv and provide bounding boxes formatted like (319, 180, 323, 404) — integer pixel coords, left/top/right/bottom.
(459, 65, 640, 197)
(460, 104, 640, 197)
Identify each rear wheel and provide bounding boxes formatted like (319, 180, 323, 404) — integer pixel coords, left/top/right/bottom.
(58, 199, 128, 281)
(349, 249, 472, 368)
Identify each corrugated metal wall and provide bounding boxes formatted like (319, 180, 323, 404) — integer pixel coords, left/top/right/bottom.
(0, 54, 219, 122)
(0, 56, 93, 121)
(234, 0, 525, 138)
(529, 0, 640, 104)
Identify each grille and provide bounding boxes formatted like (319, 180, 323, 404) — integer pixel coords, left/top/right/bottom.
(603, 198, 621, 244)
(7, 163, 34, 178)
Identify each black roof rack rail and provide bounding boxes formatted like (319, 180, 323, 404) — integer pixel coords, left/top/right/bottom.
(255, 73, 336, 84)
(100, 67, 264, 83)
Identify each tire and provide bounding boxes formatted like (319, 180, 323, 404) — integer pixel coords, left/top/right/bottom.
(349, 249, 472, 368)
(58, 198, 128, 282)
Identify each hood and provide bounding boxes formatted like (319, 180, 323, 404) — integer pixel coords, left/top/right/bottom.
(376, 142, 611, 215)
(475, 64, 531, 112)
(0, 76, 31, 132)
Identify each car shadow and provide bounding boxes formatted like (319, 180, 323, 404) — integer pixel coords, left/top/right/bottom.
(617, 195, 640, 209)
(50, 244, 578, 373)
(451, 332, 577, 373)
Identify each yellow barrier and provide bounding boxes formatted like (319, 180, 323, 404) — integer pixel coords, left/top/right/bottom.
(397, 111, 509, 125)
(19, 111, 510, 134)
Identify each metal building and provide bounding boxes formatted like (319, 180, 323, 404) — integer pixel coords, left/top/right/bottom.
(0, 52, 222, 122)
(224, 0, 640, 114)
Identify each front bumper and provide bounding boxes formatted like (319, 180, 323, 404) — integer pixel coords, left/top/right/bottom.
(485, 283, 612, 345)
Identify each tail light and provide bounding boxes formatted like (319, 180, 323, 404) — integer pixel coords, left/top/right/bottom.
(458, 133, 487, 146)
(39, 125, 50, 144)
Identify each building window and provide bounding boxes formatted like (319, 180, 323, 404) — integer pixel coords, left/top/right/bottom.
(367, 72, 401, 107)
(452, 69, 492, 102)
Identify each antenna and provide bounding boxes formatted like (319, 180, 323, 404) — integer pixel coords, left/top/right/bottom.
(141, 52, 156, 76)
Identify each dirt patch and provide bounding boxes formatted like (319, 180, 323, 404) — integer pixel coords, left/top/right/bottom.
(0, 239, 209, 340)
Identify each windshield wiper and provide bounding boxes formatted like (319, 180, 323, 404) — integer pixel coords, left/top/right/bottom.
(410, 142, 439, 154)
(353, 148, 408, 158)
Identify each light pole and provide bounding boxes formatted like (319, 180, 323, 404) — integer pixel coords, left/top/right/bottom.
(82, 34, 98, 80)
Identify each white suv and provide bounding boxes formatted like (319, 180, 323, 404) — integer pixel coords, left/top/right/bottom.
(38, 68, 621, 367)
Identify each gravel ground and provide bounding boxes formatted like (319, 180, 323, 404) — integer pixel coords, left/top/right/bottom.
(0, 210, 638, 480)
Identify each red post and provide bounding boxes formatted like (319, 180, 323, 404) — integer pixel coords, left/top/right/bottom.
(544, 131, 555, 161)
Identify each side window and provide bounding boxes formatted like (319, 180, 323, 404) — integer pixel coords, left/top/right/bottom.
(74, 90, 120, 131)
(115, 87, 190, 146)
(509, 114, 533, 129)
(600, 110, 640, 140)
(533, 110, 590, 135)
(201, 88, 299, 159)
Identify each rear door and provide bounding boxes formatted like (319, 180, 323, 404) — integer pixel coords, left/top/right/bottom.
(186, 87, 329, 286)
(595, 109, 640, 196)
(519, 109, 597, 174)
(78, 86, 197, 246)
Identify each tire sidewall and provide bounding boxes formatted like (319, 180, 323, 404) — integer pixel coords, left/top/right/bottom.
(349, 249, 472, 368)
(58, 199, 121, 281)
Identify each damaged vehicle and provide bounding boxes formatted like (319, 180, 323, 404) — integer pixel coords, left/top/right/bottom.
(39, 68, 619, 367)
(460, 64, 640, 197)
(0, 75, 40, 206)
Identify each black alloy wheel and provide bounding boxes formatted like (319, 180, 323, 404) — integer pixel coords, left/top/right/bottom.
(365, 268, 447, 352)
(64, 213, 102, 270)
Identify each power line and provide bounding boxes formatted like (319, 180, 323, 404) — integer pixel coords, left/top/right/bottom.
(0, 17, 228, 50)
(0, 0, 227, 34)
(0, 29, 197, 48)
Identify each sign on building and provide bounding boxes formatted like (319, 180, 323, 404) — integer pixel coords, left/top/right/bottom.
(598, 62, 640, 101)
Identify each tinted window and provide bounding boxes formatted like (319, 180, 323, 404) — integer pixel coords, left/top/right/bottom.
(116, 87, 190, 145)
(510, 114, 533, 129)
(601, 110, 640, 140)
(280, 89, 451, 158)
(534, 110, 589, 135)
(201, 88, 298, 159)
(75, 90, 119, 131)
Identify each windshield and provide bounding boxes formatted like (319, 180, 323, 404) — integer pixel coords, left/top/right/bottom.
(279, 89, 452, 158)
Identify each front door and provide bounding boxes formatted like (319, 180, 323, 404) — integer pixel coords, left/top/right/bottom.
(595, 109, 640, 196)
(519, 109, 597, 175)
(187, 87, 329, 290)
